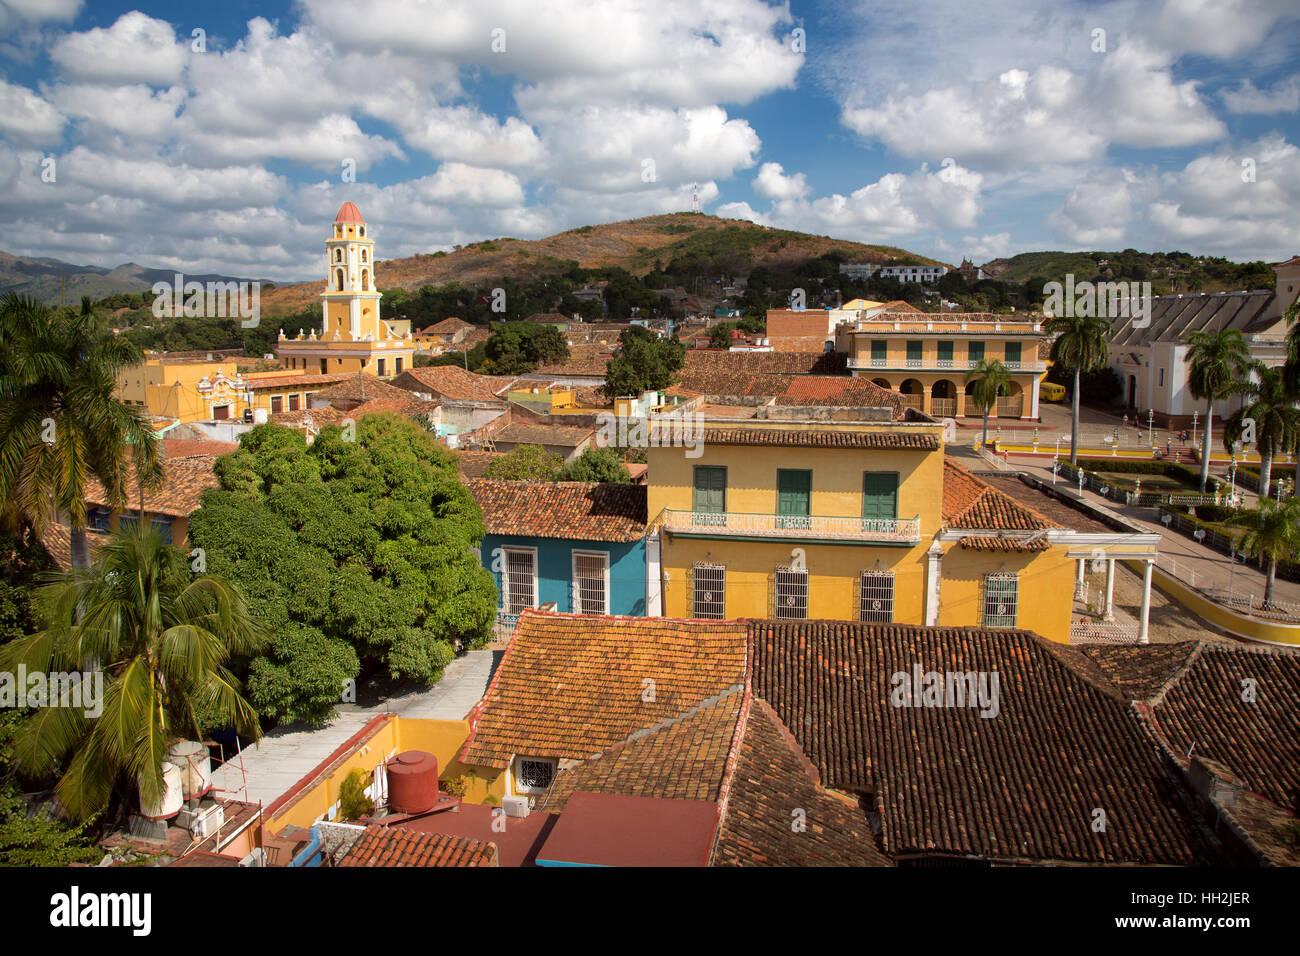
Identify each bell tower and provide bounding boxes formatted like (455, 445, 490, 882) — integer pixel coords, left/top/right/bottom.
(322, 202, 383, 341)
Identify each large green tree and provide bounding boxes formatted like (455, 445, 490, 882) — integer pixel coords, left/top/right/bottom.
(1186, 327, 1250, 492)
(481, 321, 569, 375)
(964, 359, 1013, 451)
(1046, 312, 1111, 465)
(187, 415, 497, 725)
(558, 446, 631, 483)
(1223, 361, 1300, 501)
(0, 294, 163, 568)
(603, 325, 685, 399)
(480, 444, 563, 481)
(0, 527, 262, 822)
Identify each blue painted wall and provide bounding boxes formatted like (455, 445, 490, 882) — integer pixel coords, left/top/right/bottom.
(480, 534, 647, 617)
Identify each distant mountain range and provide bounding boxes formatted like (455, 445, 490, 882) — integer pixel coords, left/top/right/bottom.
(0, 251, 276, 307)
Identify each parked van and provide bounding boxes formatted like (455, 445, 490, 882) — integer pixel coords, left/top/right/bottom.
(1039, 381, 1067, 402)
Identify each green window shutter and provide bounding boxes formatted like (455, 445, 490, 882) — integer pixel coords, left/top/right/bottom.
(937, 341, 953, 361)
(862, 472, 898, 520)
(777, 470, 811, 528)
(906, 340, 922, 362)
(1005, 342, 1021, 364)
(969, 341, 984, 362)
(871, 339, 888, 360)
(693, 466, 726, 513)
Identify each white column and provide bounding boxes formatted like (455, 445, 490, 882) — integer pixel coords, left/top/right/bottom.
(646, 531, 662, 617)
(350, 298, 361, 339)
(1139, 559, 1153, 644)
(1075, 558, 1085, 598)
(925, 542, 943, 626)
(1104, 559, 1115, 621)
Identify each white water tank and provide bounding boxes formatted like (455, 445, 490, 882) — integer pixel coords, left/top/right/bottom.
(169, 740, 212, 799)
(139, 763, 184, 820)
(253, 408, 268, 424)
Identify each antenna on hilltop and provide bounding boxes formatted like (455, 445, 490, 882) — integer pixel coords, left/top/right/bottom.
(691, 182, 699, 214)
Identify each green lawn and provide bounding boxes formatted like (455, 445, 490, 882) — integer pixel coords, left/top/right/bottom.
(1095, 472, 1201, 493)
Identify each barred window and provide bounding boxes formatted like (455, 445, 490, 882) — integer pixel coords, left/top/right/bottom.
(860, 571, 895, 622)
(572, 551, 608, 615)
(514, 757, 556, 794)
(983, 573, 1019, 628)
(693, 563, 726, 619)
(774, 565, 809, 620)
(504, 548, 537, 616)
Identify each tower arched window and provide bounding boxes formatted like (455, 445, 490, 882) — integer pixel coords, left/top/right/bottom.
(361, 249, 368, 263)
(334, 248, 342, 263)
(335, 268, 345, 291)
(361, 269, 370, 291)
(359, 226, 365, 237)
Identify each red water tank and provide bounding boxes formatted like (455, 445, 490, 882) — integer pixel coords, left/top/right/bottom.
(386, 751, 440, 814)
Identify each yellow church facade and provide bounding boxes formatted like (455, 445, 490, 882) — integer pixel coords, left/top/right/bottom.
(275, 202, 415, 378)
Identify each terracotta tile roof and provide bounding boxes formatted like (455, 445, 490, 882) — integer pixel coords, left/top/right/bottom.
(492, 422, 594, 448)
(390, 366, 512, 402)
(84, 456, 220, 518)
(977, 474, 1117, 534)
(246, 371, 357, 391)
(1084, 642, 1300, 812)
(750, 620, 1226, 864)
(669, 427, 939, 450)
(777, 375, 906, 412)
(681, 350, 848, 377)
(537, 688, 745, 813)
(162, 438, 239, 459)
(523, 312, 571, 324)
(270, 407, 349, 429)
(338, 826, 498, 867)
(535, 344, 616, 377)
(712, 698, 891, 867)
(943, 459, 1056, 541)
(467, 480, 646, 542)
(425, 317, 474, 335)
(311, 372, 413, 404)
(573, 386, 612, 407)
(38, 524, 106, 569)
(877, 300, 924, 313)
(455, 450, 506, 478)
(460, 611, 748, 769)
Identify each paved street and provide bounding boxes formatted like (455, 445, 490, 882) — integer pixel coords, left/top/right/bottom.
(208, 649, 499, 809)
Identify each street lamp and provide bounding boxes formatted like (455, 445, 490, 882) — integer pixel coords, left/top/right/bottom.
(1147, 409, 1154, 446)
(1191, 411, 1198, 451)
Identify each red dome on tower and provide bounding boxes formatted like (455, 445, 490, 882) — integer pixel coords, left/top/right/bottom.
(335, 201, 364, 223)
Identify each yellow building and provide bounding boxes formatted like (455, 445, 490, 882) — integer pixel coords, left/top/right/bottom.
(117, 351, 360, 424)
(646, 418, 1158, 643)
(275, 202, 415, 378)
(833, 311, 1048, 420)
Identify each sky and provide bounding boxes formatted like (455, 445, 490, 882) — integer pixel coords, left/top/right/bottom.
(0, 0, 1298, 283)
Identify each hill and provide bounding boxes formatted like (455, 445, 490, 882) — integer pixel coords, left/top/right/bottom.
(0, 251, 273, 306)
(980, 249, 1275, 294)
(254, 213, 947, 318)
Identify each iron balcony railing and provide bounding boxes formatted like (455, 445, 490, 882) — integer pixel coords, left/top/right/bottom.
(663, 509, 922, 543)
(848, 357, 1046, 372)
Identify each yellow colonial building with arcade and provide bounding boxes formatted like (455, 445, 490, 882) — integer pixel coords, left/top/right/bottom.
(275, 202, 416, 379)
(646, 418, 1159, 644)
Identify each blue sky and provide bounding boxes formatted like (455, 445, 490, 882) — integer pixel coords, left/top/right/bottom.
(1, 0, 1298, 282)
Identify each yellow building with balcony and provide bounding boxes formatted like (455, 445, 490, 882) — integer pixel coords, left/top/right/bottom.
(834, 311, 1048, 421)
(275, 202, 415, 379)
(646, 418, 1159, 644)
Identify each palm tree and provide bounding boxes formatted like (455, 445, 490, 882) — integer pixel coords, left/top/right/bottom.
(964, 358, 1013, 450)
(1223, 361, 1300, 501)
(1281, 300, 1300, 489)
(1227, 497, 1300, 610)
(0, 527, 263, 822)
(0, 293, 162, 567)
(1045, 312, 1111, 465)
(1186, 327, 1250, 492)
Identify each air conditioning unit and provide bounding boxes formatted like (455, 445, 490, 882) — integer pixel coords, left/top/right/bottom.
(502, 795, 530, 818)
(191, 804, 225, 839)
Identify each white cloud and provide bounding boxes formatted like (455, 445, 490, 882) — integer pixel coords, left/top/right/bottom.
(1221, 75, 1300, 114)
(49, 12, 188, 86)
(47, 84, 185, 145)
(0, 79, 64, 143)
(752, 162, 808, 200)
(1147, 0, 1300, 60)
(1047, 172, 1143, 246)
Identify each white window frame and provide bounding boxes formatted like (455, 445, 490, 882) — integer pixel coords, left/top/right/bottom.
(774, 565, 809, 620)
(983, 572, 1019, 628)
(860, 570, 895, 623)
(511, 756, 557, 795)
(692, 563, 726, 619)
(502, 546, 538, 616)
(571, 550, 610, 615)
